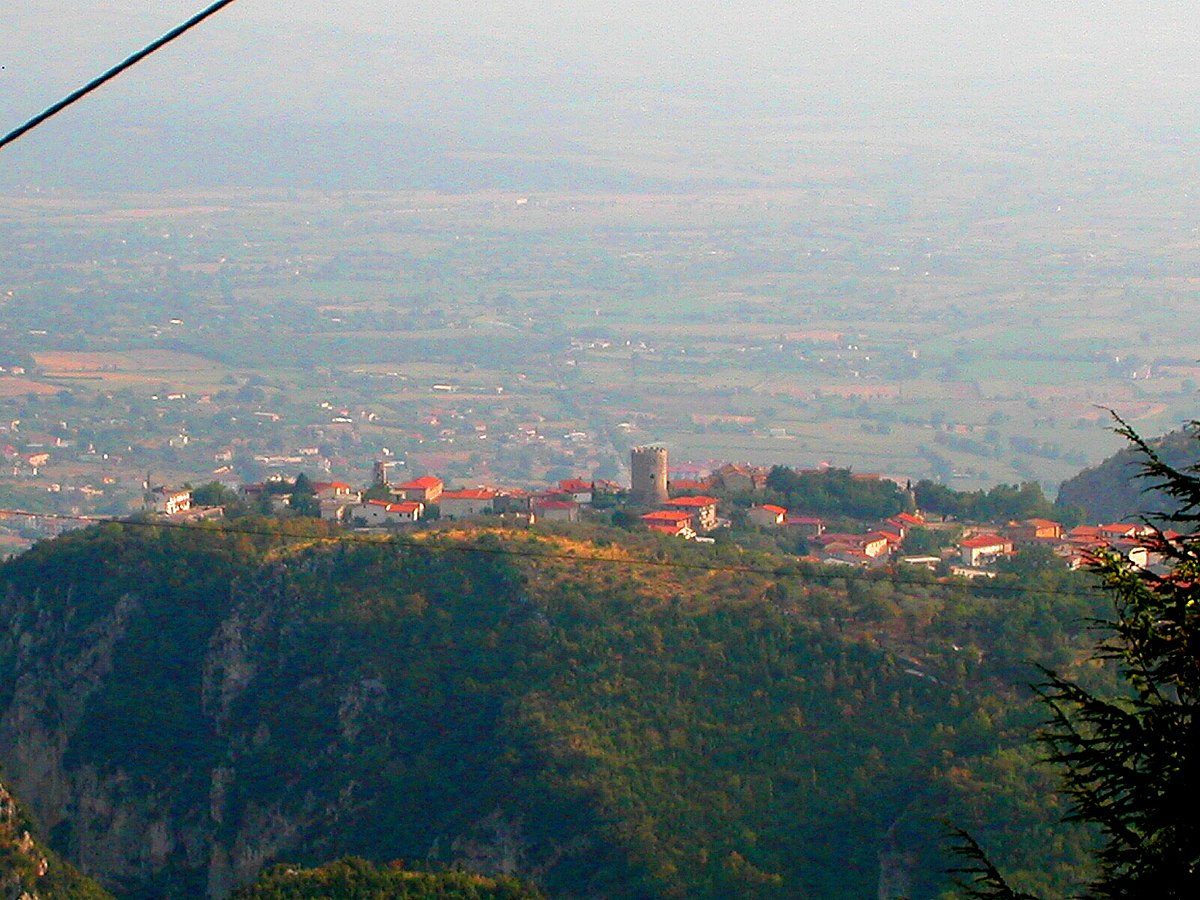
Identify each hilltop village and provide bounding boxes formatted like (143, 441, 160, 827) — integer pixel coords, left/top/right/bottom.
(142, 446, 1159, 578)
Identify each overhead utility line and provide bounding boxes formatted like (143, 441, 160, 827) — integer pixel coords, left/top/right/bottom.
(0, 0, 240, 152)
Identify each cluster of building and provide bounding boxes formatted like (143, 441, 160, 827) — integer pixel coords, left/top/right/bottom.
(625, 446, 1169, 575)
(950, 520, 1166, 574)
(142, 444, 1171, 578)
(225, 466, 614, 528)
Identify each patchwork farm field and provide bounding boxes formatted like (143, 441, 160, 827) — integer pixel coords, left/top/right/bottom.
(32, 349, 221, 372)
(1, 118, 1199, 516)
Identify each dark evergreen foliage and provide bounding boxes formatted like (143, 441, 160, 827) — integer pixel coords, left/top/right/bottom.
(0, 519, 1110, 898)
(290, 473, 322, 517)
(1055, 426, 1199, 523)
(765, 466, 907, 518)
(913, 480, 1066, 524)
(956, 420, 1200, 899)
(191, 480, 243, 509)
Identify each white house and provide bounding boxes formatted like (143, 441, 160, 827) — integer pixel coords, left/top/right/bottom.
(355, 499, 423, 525)
(747, 504, 787, 527)
(533, 498, 580, 523)
(146, 486, 192, 516)
(959, 534, 1013, 567)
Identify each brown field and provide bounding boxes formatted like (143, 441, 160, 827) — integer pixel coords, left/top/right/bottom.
(33, 350, 221, 374)
(0, 378, 61, 397)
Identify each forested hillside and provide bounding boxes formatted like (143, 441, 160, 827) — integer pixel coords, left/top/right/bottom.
(0, 520, 1107, 898)
(1056, 425, 1198, 522)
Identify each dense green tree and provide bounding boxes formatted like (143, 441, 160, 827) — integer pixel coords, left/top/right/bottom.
(915, 480, 1062, 523)
(191, 480, 241, 509)
(957, 421, 1200, 898)
(0, 518, 1107, 898)
(290, 473, 321, 517)
(766, 466, 907, 519)
(902, 525, 958, 556)
(362, 482, 391, 502)
(993, 544, 1065, 577)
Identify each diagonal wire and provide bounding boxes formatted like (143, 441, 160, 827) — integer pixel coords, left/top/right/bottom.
(0, 0, 241, 152)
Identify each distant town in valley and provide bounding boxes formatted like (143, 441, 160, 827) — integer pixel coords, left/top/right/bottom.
(4, 6, 1199, 899)
(2, 175, 1198, 555)
(125, 442, 1154, 582)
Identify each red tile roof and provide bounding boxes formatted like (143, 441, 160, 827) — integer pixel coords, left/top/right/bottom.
(534, 499, 578, 510)
(664, 495, 719, 508)
(396, 475, 443, 490)
(642, 510, 694, 524)
(758, 504, 788, 515)
(647, 522, 688, 535)
(366, 499, 422, 513)
(441, 489, 497, 500)
(670, 479, 712, 492)
(961, 534, 1009, 549)
(1098, 523, 1148, 536)
(813, 532, 861, 546)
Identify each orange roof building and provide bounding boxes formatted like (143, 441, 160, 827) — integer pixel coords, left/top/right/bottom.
(641, 509, 696, 537)
(392, 475, 443, 502)
(439, 488, 497, 518)
(662, 495, 719, 531)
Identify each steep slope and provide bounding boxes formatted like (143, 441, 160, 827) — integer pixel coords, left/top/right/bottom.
(0, 520, 1102, 898)
(0, 779, 113, 899)
(1056, 425, 1198, 522)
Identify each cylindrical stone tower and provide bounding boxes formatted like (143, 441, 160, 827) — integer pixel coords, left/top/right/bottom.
(630, 446, 669, 505)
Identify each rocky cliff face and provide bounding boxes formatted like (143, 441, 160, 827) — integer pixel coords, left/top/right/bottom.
(0, 574, 323, 897)
(0, 522, 1097, 900)
(0, 778, 112, 899)
(0, 531, 586, 899)
(0, 779, 48, 898)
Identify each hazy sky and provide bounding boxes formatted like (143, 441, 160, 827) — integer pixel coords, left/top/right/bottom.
(2, 2, 1196, 187)
(3, 2, 1189, 111)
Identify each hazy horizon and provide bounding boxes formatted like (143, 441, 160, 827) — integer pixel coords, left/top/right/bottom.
(3, 2, 1199, 190)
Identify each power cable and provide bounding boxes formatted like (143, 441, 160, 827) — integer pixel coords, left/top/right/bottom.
(0, 0, 241, 152)
(0, 506, 1108, 601)
(0, 1, 1118, 605)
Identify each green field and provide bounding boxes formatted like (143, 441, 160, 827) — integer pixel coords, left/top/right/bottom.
(2, 111, 1198, 510)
